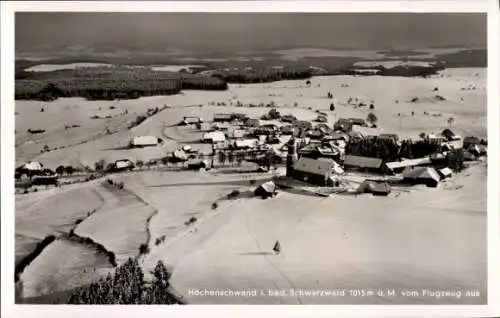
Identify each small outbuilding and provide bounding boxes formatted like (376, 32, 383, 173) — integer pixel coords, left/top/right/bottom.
(114, 159, 135, 171)
(438, 167, 453, 179)
(254, 181, 277, 199)
(357, 180, 391, 196)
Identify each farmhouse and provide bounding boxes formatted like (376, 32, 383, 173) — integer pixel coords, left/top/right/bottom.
(351, 125, 383, 138)
(114, 159, 134, 171)
(292, 157, 342, 186)
(19, 161, 44, 172)
(16, 161, 44, 178)
(131, 136, 159, 147)
(183, 116, 203, 125)
(203, 131, 226, 144)
(343, 155, 383, 172)
(213, 113, 232, 122)
(402, 166, 441, 188)
(234, 139, 258, 149)
(441, 129, 463, 149)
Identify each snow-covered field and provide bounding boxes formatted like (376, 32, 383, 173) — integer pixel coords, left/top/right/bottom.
(14, 67, 487, 303)
(24, 63, 114, 72)
(162, 163, 486, 304)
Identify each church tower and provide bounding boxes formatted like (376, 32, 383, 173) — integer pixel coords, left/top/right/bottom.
(286, 136, 298, 177)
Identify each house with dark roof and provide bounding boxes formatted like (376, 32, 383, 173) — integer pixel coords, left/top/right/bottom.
(343, 155, 383, 172)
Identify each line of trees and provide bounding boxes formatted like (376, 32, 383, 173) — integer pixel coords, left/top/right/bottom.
(15, 67, 227, 101)
(67, 258, 182, 304)
(345, 138, 443, 162)
(212, 68, 312, 84)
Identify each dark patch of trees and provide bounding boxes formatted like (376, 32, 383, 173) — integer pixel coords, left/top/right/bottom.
(139, 243, 150, 255)
(212, 67, 312, 84)
(435, 49, 487, 68)
(15, 235, 56, 282)
(15, 67, 228, 101)
(67, 258, 183, 304)
(65, 232, 117, 267)
(345, 138, 442, 163)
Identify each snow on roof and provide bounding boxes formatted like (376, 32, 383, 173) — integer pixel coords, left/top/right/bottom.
(385, 157, 432, 170)
(351, 125, 383, 137)
(294, 157, 337, 176)
(403, 166, 440, 182)
(439, 167, 453, 177)
(235, 139, 258, 148)
(203, 131, 226, 142)
(132, 136, 158, 146)
(22, 161, 43, 171)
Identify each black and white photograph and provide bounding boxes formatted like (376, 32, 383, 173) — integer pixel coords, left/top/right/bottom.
(1, 1, 499, 317)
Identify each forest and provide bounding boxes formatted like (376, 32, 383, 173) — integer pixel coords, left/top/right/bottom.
(67, 258, 183, 305)
(15, 66, 227, 101)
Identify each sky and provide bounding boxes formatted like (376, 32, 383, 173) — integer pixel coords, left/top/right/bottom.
(15, 13, 487, 52)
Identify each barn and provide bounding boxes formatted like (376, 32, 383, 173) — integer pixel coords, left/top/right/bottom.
(213, 113, 232, 122)
(343, 155, 383, 172)
(131, 136, 159, 148)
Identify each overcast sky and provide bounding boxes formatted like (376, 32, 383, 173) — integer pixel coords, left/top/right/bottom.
(15, 13, 487, 51)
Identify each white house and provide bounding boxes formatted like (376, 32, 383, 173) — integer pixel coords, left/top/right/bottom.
(131, 136, 158, 147)
(203, 131, 226, 143)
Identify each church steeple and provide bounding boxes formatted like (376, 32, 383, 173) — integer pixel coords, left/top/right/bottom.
(286, 136, 298, 177)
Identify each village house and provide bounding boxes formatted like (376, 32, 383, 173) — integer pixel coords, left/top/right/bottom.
(441, 129, 463, 149)
(203, 131, 226, 143)
(114, 159, 134, 171)
(213, 113, 232, 122)
(343, 155, 383, 172)
(402, 166, 441, 187)
(182, 116, 203, 125)
(351, 125, 383, 138)
(292, 157, 343, 186)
